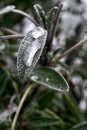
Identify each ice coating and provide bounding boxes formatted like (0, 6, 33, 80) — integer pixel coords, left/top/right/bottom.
(32, 27, 45, 38)
(24, 40, 41, 66)
(17, 26, 47, 81)
(23, 27, 45, 66)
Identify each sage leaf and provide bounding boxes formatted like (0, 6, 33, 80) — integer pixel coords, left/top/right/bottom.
(30, 67, 69, 91)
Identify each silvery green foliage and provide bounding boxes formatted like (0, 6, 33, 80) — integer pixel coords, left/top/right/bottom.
(17, 27, 47, 81)
(0, 5, 15, 16)
(33, 4, 47, 28)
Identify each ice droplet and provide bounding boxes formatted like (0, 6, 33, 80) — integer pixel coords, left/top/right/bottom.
(31, 75, 38, 80)
(46, 78, 49, 82)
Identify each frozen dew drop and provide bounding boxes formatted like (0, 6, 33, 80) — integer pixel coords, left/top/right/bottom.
(31, 75, 38, 80)
(46, 78, 49, 82)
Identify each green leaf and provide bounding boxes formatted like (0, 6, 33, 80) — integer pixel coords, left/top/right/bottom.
(38, 91, 55, 110)
(0, 122, 11, 130)
(0, 76, 8, 97)
(30, 67, 69, 91)
(30, 117, 61, 127)
(70, 122, 87, 130)
(17, 27, 47, 81)
(63, 93, 85, 122)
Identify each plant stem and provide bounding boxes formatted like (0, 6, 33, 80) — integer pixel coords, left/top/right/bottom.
(11, 9, 38, 26)
(0, 27, 18, 34)
(51, 38, 87, 66)
(0, 34, 24, 40)
(11, 83, 36, 130)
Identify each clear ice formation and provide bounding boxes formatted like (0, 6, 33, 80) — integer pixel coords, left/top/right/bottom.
(17, 26, 47, 81)
(23, 27, 45, 67)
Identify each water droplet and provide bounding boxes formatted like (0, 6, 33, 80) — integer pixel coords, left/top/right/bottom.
(31, 75, 38, 80)
(46, 78, 49, 82)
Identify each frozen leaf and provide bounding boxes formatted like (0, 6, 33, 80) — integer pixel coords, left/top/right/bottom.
(30, 67, 69, 91)
(17, 27, 47, 81)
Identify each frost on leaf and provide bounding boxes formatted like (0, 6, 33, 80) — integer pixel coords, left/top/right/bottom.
(17, 27, 47, 81)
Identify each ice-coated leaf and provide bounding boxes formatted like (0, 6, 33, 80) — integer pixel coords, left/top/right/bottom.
(0, 5, 15, 16)
(30, 67, 69, 91)
(70, 122, 87, 130)
(30, 117, 61, 127)
(17, 27, 47, 81)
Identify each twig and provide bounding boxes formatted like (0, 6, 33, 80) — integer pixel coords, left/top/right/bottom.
(0, 34, 24, 40)
(11, 9, 39, 26)
(11, 83, 36, 130)
(0, 27, 18, 34)
(51, 38, 87, 66)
